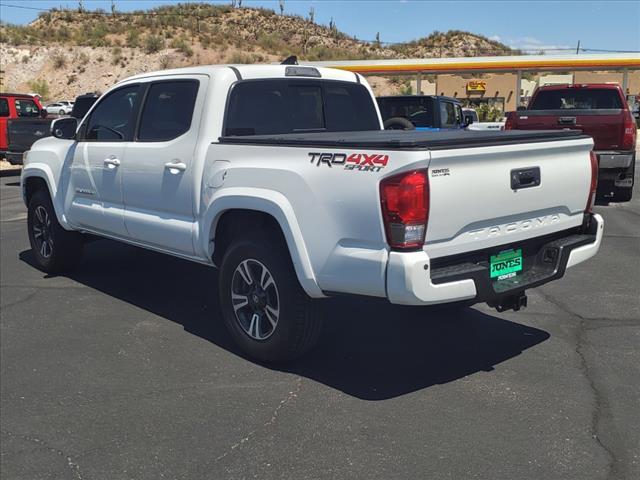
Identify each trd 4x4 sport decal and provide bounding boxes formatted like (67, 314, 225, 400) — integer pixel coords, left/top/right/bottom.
(309, 152, 389, 172)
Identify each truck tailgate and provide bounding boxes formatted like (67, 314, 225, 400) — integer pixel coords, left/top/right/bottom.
(425, 136, 594, 258)
(513, 109, 624, 150)
(7, 118, 52, 152)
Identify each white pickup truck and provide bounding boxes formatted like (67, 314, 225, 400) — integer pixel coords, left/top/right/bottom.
(21, 64, 603, 362)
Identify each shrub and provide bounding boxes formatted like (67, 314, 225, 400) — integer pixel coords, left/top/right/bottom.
(144, 34, 164, 54)
(159, 55, 172, 69)
(228, 52, 255, 64)
(52, 53, 66, 69)
(170, 37, 193, 57)
(111, 46, 122, 65)
(27, 79, 50, 100)
(126, 30, 139, 48)
(21, 55, 30, 63)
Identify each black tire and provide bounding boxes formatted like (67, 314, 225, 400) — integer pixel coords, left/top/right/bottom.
(612, 187, 633, 202)
(218, 231, 321, 363)
(383, 117, 415, 130)
(59, 109, 65, 116)
(27, 190, 83, 273)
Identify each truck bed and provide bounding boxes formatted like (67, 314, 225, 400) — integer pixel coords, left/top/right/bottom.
(219, 129, 587, 150)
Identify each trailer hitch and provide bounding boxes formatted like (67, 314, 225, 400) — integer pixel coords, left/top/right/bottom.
(488, 293, 528, 313)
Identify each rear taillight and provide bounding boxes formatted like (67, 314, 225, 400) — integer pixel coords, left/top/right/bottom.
(622, 110, 637, 150)
(504, 112, 515, 130)
(586, 151, 598, 213)
(380, 170, 429, 250)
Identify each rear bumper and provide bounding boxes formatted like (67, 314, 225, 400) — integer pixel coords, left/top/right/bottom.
(386, 213, 603, 306)
(596, 151, 635, 194)
(4, 152, 24, 165)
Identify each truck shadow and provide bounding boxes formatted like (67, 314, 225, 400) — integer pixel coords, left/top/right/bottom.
(20, 239, 550, 401)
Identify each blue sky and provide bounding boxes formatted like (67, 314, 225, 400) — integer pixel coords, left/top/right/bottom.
(1, 0, 638, 52)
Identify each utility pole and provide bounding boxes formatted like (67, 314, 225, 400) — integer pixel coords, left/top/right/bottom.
(576, 40, 580, 55)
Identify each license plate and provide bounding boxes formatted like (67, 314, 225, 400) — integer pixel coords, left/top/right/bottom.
(490, 249, 523, 280)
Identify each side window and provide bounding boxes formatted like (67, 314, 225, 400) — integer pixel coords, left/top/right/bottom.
(138, 80, 199, 142)
(85, 85, 141, 141)
(0, 99, 9, 117)
(14, 99, 40, 117)
(440, 102, 457, 127)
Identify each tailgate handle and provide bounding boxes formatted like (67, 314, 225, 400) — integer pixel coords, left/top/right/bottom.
(558, 117, 576, 125)
(511, 167, 541, 190)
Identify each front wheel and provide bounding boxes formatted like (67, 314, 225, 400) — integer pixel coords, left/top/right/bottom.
(27, 190, 83, 273)
(218, 233, 321, 363)
(59, 109, 65, 115)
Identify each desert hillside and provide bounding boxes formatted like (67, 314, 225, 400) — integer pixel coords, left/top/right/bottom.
(0, 3, 517, 99)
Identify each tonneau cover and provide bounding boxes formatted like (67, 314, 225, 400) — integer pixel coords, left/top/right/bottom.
(219, 129, 588, 150)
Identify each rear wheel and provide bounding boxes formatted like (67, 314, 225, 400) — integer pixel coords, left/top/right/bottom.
(27, 190, 83, 273)
(218, 232, 321, 363)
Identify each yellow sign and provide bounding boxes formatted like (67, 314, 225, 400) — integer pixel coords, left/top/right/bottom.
(467, 81, 487, 92)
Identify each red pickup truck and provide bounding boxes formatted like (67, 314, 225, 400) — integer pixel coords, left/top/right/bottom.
(0, 93, 51, 165)
(505, 84, 636, 202)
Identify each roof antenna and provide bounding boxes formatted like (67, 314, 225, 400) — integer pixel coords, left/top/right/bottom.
(281, 55, 298, 65)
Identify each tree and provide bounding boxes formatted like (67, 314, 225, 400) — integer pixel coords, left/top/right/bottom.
(279, 0, 285, 15)
(110, 0, 116, 15)
(78, 0, 84, 13)
(375, 32, 381, 48)
(308, 6, 315, 23)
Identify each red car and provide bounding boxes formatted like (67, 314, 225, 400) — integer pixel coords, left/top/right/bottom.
(505, 83, 636, 202)
(0, 92, 51, 165)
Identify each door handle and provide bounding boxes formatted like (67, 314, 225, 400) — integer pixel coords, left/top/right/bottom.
(164, 161, 187, 173)
(104, 157, 120, 168)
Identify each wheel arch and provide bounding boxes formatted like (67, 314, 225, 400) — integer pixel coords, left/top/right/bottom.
(21, 167, 69, 229)
(203, 189, 324, 298)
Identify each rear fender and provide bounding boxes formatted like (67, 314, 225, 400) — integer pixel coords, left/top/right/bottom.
(201, 187, 324, 298)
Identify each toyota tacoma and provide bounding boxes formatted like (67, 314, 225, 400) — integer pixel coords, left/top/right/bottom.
(21, 65, 603, 361)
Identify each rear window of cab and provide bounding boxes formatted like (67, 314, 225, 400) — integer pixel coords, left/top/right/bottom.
(224, 79, 380, 136)
(530, 89, 623, 110)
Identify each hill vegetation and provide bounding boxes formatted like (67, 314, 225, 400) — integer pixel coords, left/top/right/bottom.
(0, 3, 517, 99)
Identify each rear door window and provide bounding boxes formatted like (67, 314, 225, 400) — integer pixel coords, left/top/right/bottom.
(224, 79, 379, 136)
(137, 80, 200, 142)
(14, 98, 40, 117)
(530, 89, 623, 110)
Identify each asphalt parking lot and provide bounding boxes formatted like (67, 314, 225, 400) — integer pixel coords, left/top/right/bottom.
(1, 168, 638, 480)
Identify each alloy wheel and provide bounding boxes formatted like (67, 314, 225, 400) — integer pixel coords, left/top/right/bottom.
(231, 259, 280, 340)
(32, 205, 53, 259)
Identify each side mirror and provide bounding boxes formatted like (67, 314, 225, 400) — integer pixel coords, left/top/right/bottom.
(51, 117, 78, 140)
(464, 115, 473, 126)
(40, 109, 48, 118)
